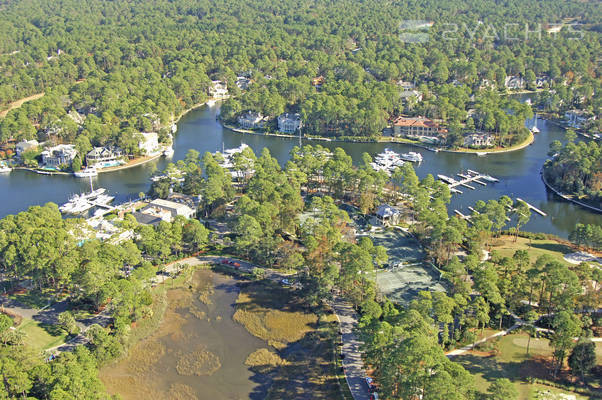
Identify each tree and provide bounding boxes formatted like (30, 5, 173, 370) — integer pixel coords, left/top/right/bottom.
(550, 311, 581, 378)
(512, 200, 531, 241)
(487, 378, 518, 400)
(58, 311, 80, 335)
(568, 339, 596, 384)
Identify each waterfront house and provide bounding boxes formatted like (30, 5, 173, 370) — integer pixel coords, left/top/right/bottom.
(41, 144, 77, 168)
(15, 139, 39, 156)
(167, 192, 201, 210)
(86, 146, 124, 166)
(464, 133, 495, 148)
(277, 113, 303, 133)
(138, 132, 159, 155)
(392, 116, 446, 141)
(479, 79, 495, 90)
(375, 204, 401, 226)
(564, 110, 595, 129)
(237, 111, 266, 130)
(209, 80, 228, 98)
(504, 75, 525, 90)
(138, 198, 196, 223)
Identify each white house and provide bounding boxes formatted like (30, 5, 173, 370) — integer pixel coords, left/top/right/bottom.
(41, 144, 77, 168)
(396, 80, 415, 90)
(237, 111, 265, 130)
(86, 146, 124, 166)
(375, 204, 402, 226)
(277, 113, 303, 133)
(564, 110, 594, 129)
(504, 75, 525, 90)
(464, 133, 495, 148)
(138, 132, 159, 155)
(399, 90, 423, 103)
(209, 80, 228, 98)
(15, 140, 39, 156)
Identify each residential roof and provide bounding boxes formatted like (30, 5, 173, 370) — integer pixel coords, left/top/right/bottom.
(149, 198, 195, 214)
(392, 116, 440, 129)
(132, 211, 163, 226)
(376, 204, 401, 218)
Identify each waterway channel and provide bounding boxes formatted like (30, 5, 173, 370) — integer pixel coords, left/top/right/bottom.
(0, 103, 599, 237)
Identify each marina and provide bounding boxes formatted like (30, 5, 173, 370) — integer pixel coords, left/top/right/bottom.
(0, 103, 598, 238)
(370, 148, 407, 174)
(438, 169, 499, 193)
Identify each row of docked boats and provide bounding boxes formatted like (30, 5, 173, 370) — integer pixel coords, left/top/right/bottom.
(370, 148, 423, 175)
(59, 185, 115, 215)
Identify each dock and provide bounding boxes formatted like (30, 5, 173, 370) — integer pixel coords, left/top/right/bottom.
(516, 198, 547, 217)
(454, 210, 471, 220)
(439, 170, 499, 193)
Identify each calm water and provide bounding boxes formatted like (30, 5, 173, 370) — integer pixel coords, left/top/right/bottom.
(0, 103, 599, 237)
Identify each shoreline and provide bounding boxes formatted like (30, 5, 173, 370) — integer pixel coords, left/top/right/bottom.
(540, 168, 602, 214)
(221, 118, 536, 155)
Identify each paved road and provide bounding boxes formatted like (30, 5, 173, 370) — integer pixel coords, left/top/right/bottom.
(332, 297, 371, 400)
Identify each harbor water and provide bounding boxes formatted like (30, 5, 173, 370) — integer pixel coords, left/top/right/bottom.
(0, 103, 599, 237)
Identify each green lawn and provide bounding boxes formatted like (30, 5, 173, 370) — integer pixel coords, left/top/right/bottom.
(17, 318, 67, 351)
(489, 235, 573, 264)
(456, 333, 599, 400)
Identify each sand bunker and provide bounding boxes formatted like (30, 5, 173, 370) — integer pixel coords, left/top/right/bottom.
(176, 346, 221, 376)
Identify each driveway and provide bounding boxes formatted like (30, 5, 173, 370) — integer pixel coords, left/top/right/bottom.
(332, 297, 371, 400)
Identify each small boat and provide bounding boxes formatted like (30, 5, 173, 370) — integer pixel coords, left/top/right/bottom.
(476, 152, 487, 157)
(171, 123, 177, 134)
(530, 115, 540, 133)
(0, 163, 11, 173)
(481, 174, 499, 183)
(399, 151, 423, 162)
(74, 166, 98, 178)
(163, 146, 174, 157)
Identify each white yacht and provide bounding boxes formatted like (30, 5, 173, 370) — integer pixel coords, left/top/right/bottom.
(74, 166, 98, 178)
(399, 151, 423, 162)
(0, 162, 11, 173)
(371, 148, 405, 175)
(530, 115, 540, 133)
(163, 146, 174, 158)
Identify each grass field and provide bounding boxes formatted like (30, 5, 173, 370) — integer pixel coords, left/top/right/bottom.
(489, 235, 574, 264)
(17, 318, 67, 350)
(456, 332, 601, 400)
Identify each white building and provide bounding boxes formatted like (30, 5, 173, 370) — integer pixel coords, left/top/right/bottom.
(15, 140, 39, 156)
(375, 204, 402, 226)
(399, 90, 423, 103)
(138, 132, 159, 155)
(209, 80, 228, 98)
(504, 75, 525, 90)
(396, 80, 415, 90)
(564, 110, 594, 129)
(464, 133, 495, 148)
(237, 111, 265, 130)
(41, 144, 77, 168)
(277, 113, 303, 133)
(86, 146, 124, 166)
(138, 198, 196, 223)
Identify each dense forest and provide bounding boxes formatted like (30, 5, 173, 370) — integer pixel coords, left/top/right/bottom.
(0, 0, 600, 150)
(544, 138, 601, 207)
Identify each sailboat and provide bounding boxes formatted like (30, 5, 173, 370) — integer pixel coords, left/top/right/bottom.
(530, 114, 540, 133)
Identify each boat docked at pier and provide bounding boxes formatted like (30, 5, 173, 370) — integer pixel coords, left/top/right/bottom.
(0, 161, 11, 173)
(74, 166, 98, 178)
(370, 148, 405, 175)
(399, 151, 423, 163)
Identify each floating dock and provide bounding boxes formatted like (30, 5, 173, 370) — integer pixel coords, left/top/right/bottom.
(438, 170, 499, 193)
(516, 197, 547, 217)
